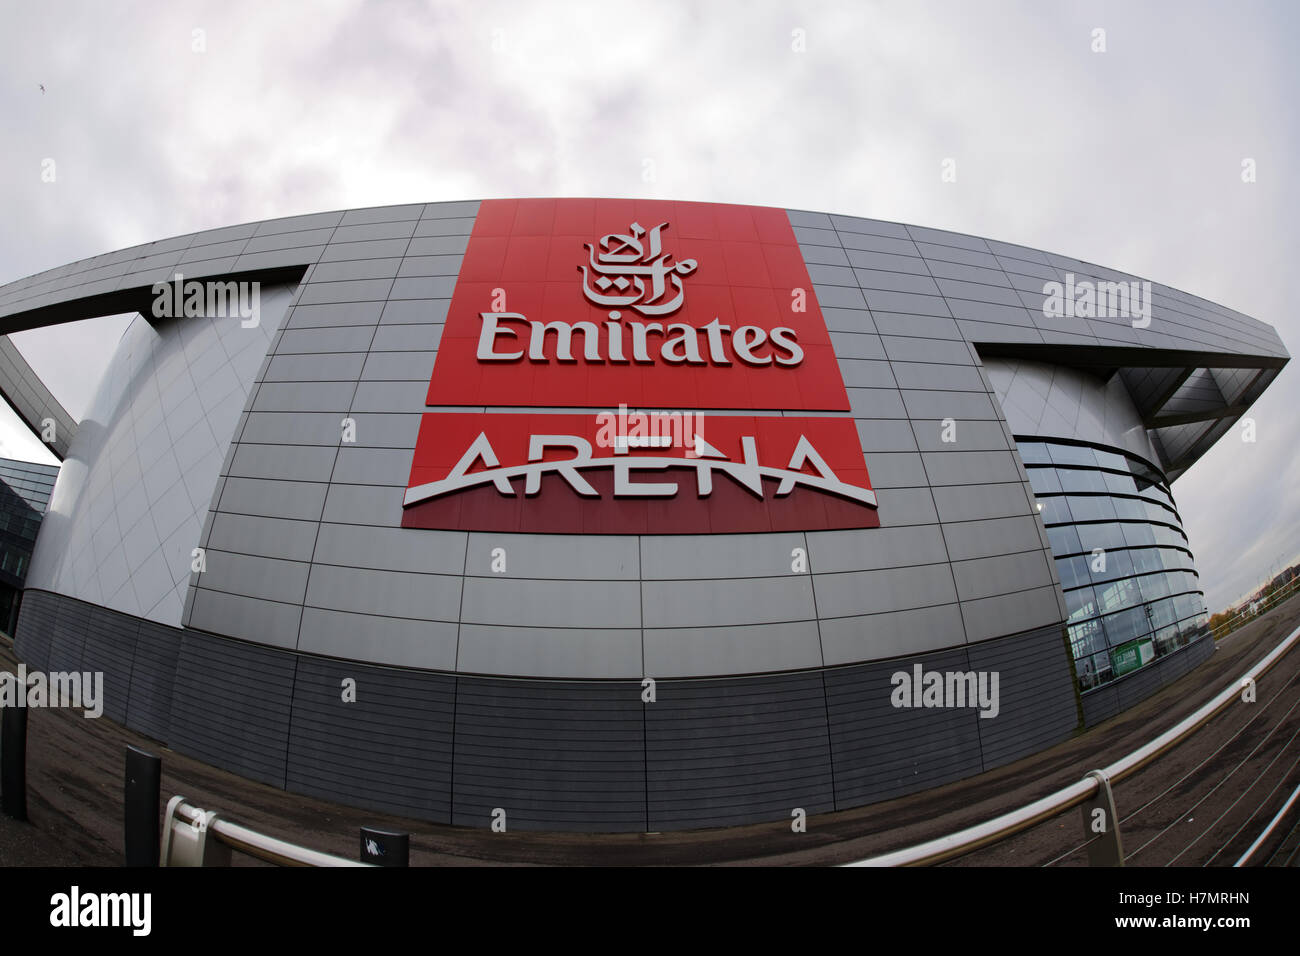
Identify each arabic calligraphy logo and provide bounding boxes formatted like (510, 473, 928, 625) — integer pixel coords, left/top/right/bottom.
(578, 221, 697, 316)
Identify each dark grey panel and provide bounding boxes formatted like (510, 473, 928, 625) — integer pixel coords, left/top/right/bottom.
(167, 630, 296, 788)
(13, 587, 57, 671)
(452, 677, 646, 832)
(48, 592, 91, 673)
(825, 647, 985, 807)
(967, 623, 1078, 768)
(286, 656, 455, 822)
(80, 604, 138, 724)
(646, 672, 835, 830)
(127, 619, 181, 742)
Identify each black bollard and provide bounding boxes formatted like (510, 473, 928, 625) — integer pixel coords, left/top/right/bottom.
(360, 826, 409, 866)
(124, 746, 162, 866)
(1, 703, 27, 821)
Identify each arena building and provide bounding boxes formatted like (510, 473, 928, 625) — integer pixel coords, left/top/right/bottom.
(0, 199, 1287, 831)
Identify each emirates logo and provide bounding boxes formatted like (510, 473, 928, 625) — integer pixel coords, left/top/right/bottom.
(578, 221, 697, 316)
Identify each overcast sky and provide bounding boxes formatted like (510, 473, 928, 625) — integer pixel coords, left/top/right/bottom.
(0, 0, 1295, 612)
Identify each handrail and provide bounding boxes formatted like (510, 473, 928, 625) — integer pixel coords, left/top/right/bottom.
(1212, 577, 1300, 639)
(1233, 782, 1300, 867)
(166, 798, 372, 867)
(845, 622, 1300, 866)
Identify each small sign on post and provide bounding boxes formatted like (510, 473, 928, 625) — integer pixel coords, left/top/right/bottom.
(360, 827, 409, 867)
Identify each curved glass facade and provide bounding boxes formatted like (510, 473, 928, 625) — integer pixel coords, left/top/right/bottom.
(1018, 438, 1210, 694)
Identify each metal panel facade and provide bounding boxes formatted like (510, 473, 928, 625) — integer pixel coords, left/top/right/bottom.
(5, 198, 1287, 831)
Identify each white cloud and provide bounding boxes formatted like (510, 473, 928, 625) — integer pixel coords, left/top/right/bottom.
(0, 0, 1295, 611)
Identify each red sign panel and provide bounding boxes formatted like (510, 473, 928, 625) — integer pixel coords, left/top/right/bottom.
(403, 198, 874, 534)
(401, 413, 879, 534)
(425, 198, 850, 411)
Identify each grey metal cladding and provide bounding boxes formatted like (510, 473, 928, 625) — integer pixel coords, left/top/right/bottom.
(305, 563, 462, 622)
(451, 677, 646, 831)
(813, 563, 958, 618)
(186, 586, 303, 649)
(961, 583, 1064, 643)
(825, 647, 984, 806)
(78, 604, 137, 723)
(285, 656, 455, 822)
(818, 603, 968, 664)
(646, 671, 835, 830)
(967, 623, 1078, 768)
(465, 532, 636, 579)
(460, 576, 637, 628)
(457, 624, 642, 679)
(296, 607, 458, 670)
(49, 595, 90, 674)
(644, 575, 816, 628)
(167, 629, 297, 788)
(643, 619, 824, 677)
(12, 588, 56, 671)
(126, 620, 183, 741)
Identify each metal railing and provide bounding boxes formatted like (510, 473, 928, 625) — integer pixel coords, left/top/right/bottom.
(1212, 576, 1300, 640)
(161, 795, 373, 867)
(1233, 781, 1300, 867)
(845, 621, 1300, 866)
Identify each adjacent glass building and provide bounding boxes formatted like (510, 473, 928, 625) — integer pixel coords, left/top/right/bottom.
(0, 455, 58, 634)
(1019, 438, 1208, 694)
(0, 199, 1286, 831)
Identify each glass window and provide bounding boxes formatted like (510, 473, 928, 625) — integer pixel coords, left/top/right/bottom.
(1056, 555, 1091, 590)
(1148, 597, 1179, 630)
(1077, 523, 1126, 552)
(1093, 449, 1129, 472)
(1129, 548, 1163, 573)
(1152, 525, 1188, 548)
(1048, 444, 1097, 467)
(1059, 469, 1108, 494)
(1174, 593, 1205, 621)
(1089, 547, 1134, 583)
(1145, 499, 1176, 523)
(1096, 577, 1143, 614)
(1065, 585, 1098, 623)
(1139, 572, 1172, 601)
(1103, 605, 1151, 646)
(1027, 467, 1062, 494)
(1152, 623, 1182, 656)
(1103, 471, 1138, 495)
(1076, 649, 1112, 691)
(1069, 618, 1107, 659)
(1112, 497, 1147, 520)
(1181, 613, 1210, 643)
(1139, 484, 1173, 508)
(1046, 525, 1082, 556)
(1038, 497, 1072, 525)
(1017, 442, 1051, 465)
(1069, 496, 1118, 522)
(1121, 523, 1156, 548)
